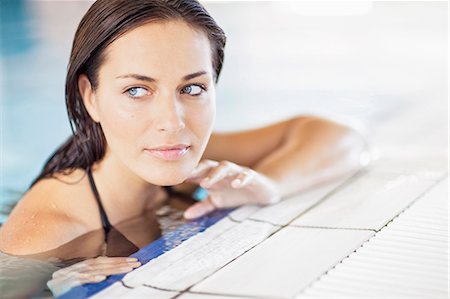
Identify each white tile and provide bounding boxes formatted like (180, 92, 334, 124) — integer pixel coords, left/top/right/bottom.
(123, 219, 277, 291)
(227, 205, 261, 222)
(91, 282, 178, 298)
(191, 226, 374, 298)
(411, 176, 448, 208)
(249, 176, 350, 225)
(369, 146, 447, 180)
(291, 171, 437, 230)
(178, 292, 249, 299)
(297, 178, 448, 298)
(372, 100, 447, 150)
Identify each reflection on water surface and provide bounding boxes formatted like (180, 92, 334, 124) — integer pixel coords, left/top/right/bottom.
(0, 194, 197, 299)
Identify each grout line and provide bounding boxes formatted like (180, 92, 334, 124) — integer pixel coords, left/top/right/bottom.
(283, 169, 368, 228)
(293, 173, 449, 298)
(228, 169, 366, 227)
(245, 217, 283, 227)
(120, 280, 133, 289)
(183, 290, 277, 299)
(288, 224, 376, 232)
(142, 283, 181, 293)
(121, 279, 181, 293)
(372, 173, 448, 233)
(171, 292, 183, 299)
(226, 215, 243, 223)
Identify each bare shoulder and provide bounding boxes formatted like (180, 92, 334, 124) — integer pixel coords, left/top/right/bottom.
(0, 169, 97, 255)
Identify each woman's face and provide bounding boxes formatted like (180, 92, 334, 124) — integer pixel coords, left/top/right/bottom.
(84, 20, 216, 186)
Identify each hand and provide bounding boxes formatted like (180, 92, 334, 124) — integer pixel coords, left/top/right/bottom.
(183, 159, 281, 219)
(47, 256, 141, 297)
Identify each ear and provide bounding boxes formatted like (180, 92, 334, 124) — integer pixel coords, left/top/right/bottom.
(78, 74, 100, 123)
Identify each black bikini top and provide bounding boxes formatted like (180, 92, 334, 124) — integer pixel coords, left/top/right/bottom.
(86, 166, 175, 257)
(86, 166, 174, 235)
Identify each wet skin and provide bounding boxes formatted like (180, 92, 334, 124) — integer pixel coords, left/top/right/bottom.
(15, 194, 197, 265)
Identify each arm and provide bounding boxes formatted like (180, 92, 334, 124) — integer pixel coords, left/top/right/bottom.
(181, 115, 370, 219)
(251, 116, 370, 198)
(200, 115, 370, 199)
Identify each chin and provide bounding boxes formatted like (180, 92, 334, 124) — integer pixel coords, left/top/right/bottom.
(154, 177, 186, 186)
(141, 167, 191, 186)
(137, 153, 199, 186)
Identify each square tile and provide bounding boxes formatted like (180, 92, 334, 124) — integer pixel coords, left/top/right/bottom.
(191, 226, 374, 298)
(291, 172, 437, 230)
(227, 205, 261, 222)
(123, 219, 277, 291)
(178, 292, 250, 299)
(249, 176, 350, 225)
(368, 146, 447, 180)
(91, 282, 178, 298)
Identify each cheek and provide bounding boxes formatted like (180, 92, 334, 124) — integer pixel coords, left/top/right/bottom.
(189, 97, 216, 149)
(98, 98, 143, 152)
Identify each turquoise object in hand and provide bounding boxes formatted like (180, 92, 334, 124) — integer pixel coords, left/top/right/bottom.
(192, 187, 208, 201)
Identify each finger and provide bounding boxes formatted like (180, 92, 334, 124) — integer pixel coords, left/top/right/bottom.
(200, 161, 238, 188)
(82, 263, 140, 276)
(90, 256, 139, 264)
(47, 275, 90, 297)
(231, 170, 255, 188)
(83, 260, 141, 272)
(79, 261, 141, 276)
(84, 275, 107, 283)
(189, 159, 219, 178)
(52, 263, 86, 278)
(183, 197, 216, 219)
(53, 257, 139, 278)
(185, 160, 219, 183)
(77, 272, 109, 282)
(49, 271, 103, 291)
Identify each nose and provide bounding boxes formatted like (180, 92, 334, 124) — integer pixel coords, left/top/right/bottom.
(153, 92, 186, 134)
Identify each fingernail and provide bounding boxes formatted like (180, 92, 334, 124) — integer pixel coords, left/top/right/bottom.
(126, 257, 138, 262)
(94, 275, 106, 280)
(129, 262, 141, 267)
(120, 267, 134, 272)
(184, 210, 194, 219)
(184, 209, 200, 219)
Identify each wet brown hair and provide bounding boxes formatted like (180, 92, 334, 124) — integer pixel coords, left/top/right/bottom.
(29, 0, 226, 188)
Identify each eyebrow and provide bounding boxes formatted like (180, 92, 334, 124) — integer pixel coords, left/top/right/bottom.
(115, 71, 208, 82)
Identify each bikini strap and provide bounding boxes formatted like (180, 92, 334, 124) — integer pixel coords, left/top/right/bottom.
(163, 185, 175, 196)
(87, 166, 112, 235)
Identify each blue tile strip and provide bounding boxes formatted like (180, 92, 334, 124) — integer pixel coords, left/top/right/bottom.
(58, 208, 235, 299)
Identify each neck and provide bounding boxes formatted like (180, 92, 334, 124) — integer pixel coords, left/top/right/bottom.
(90, 150, 160, 220)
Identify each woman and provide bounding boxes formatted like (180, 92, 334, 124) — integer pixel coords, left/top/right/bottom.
(0, 0, 369, 295)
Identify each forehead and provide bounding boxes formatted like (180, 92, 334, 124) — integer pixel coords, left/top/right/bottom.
(100, 20, 213, 79)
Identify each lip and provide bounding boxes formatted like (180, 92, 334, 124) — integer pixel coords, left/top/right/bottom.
(144, 145, 190, 161)
(148, 144, 190, 150)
